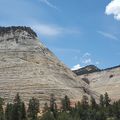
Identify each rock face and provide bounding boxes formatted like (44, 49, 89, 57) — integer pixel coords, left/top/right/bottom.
(0, 26, 94, 105)
(73, 65, 101, 76)
(75, 65, 120, 101)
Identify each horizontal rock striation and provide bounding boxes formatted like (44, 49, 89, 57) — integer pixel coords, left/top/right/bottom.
(77, 66, 120, 101)
(0, 26, 95, 106)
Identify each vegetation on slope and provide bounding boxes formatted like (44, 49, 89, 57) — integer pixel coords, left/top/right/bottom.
(0, 26, 37, 37)
(0, 92, 120, 120)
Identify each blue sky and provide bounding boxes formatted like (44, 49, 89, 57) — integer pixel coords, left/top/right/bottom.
(0, 0, 120, 69)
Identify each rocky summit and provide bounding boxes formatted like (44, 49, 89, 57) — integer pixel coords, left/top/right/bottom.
(0, 26, 96, 106)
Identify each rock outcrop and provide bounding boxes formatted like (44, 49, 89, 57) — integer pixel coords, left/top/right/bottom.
(73, 65, 101, 76)
(0, 26, 95, 106)
(75, 65, 120, 101)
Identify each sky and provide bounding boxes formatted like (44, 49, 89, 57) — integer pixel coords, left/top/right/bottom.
(0, 0, 120, 70)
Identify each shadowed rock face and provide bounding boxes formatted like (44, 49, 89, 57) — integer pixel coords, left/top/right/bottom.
(0, 26, 95, 106)
(0, 26, 37, 37)
(73, 65, 101, 76)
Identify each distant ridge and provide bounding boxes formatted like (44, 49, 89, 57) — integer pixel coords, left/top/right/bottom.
(73, 64, 120, 76)
(102, 65, 120, 71)
(73, 65, 101, 76)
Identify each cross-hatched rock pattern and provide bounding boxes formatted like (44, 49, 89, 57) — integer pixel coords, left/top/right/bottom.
(77, 66, 120, 101)
(0, 26, 94, 106)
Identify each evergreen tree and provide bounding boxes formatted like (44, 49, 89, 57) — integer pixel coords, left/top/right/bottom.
(43, 102, 49, 112)
(11, 93, 26, 120)
(81, 95, 89, 109)
(112, 100, 120, 119)
(5, 103, 13, 120)
(49, 94, 58, 119)
(104, 92, 111, 107)
(90, 96, 97, 109)
(96, 110, 106, 120)
(57, 112, 73, 120)
(40, 111, 55, 120)
(11, 103, 20, 120)
(100, 94, 104, 107)
(0, 97, 4, 120)
(21, 102, 26, 120)
(50, 94, 56, 112)
(61, 95, 71, 111)
(27, 97, 39, 120)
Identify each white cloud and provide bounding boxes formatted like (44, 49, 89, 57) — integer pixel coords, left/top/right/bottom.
(32, 24, 80, 37)
(32, 24, 61, 36)
(81, 52, 92, 65)
(38, 0, 58, 10)
(105, 0, 120, 20)
(71, 64, 81, 70)
(82, 58, 92, 64)
(82, 52, 91, 57)
(97, 31, 118, 41)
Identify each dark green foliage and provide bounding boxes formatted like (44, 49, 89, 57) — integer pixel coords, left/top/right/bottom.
(11, 93, 27, 120)
(81, 95, 89, 109)
(0, 98, 4, 120)
(40, 111, 55, 120)
(104, 92, 111, 107)
(0, 26, 37, 37)
(1, 92, 120, 120)
(49, 94, 58, 118)
(61, 95, 71, 111)
(112, 100, 120, 119)
(90, 96, 97, 110)
(5, 103, 13, 120)
(21, 102, 26, 120)
(57, 112, 73, 120)
(100, 94, 104, 107)
(27, 97, 39, 120)
(43, 103, 49, 112)
(50, 94, 56, 112)
(95, 110, 106, 120)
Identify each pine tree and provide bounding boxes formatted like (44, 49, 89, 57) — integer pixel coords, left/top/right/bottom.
(112, 100, 120, 119)
(104, 92, 111, 107)
(61, 95, 71, 111)
(40, 111, 55, 120)
(5, 103, 13, 120)
(43, 102, 49, 112)
(21, 102, 26, 120)
(90, 96, 97, 110)
(50, 94, 56, 112)
(81, 95, 89, 109)
(100, 94, 104, 107)
(27, 97, 39, 120)
(11, 93, 26, 120)
(57, 112, 73, 120)
(0, 97, 4, 120)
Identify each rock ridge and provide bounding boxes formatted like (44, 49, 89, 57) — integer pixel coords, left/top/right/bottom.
(0, 26, 37, 38)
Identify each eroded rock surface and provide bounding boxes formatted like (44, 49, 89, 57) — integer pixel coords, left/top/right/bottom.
(76, 66, 120, 101)
(0, 26, 94, 105)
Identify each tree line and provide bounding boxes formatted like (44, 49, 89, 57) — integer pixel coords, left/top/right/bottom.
(0, 92, 120, 120)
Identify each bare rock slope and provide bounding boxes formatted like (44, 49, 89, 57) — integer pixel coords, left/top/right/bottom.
(0, 26, 94, 105)
(75, 65, 120, 101)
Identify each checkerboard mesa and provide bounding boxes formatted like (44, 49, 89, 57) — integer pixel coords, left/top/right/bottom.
(0, 26, 97, 107)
